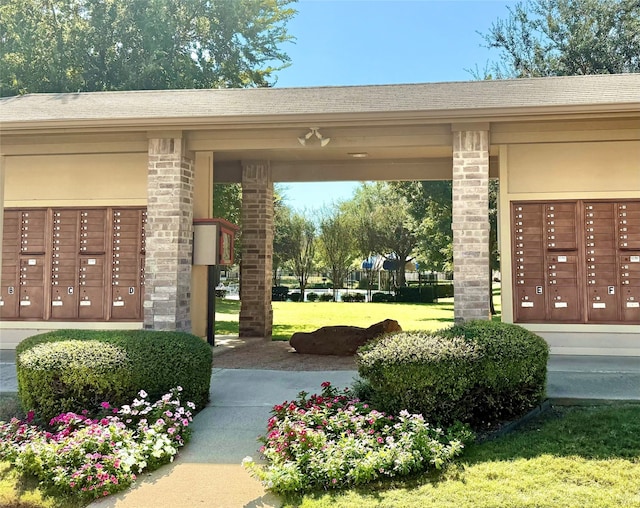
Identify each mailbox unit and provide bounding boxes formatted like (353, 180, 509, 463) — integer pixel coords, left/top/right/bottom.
(512, 199, 640, 324)
(0, 207, 146, 321)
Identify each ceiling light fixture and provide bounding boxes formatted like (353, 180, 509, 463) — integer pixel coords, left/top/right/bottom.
(298, 127, 331, 147)
(348, 152, 369, 158)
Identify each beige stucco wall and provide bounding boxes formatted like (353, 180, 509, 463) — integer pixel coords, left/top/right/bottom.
(190, 152, 215, 338)
(499, 140, 640, 354)
(4, 153, 147, 207)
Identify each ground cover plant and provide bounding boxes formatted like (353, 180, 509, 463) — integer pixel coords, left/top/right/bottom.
(243, 382, 473, 496)
(282, 403, 640, 508)
(0, 388, 194, 506)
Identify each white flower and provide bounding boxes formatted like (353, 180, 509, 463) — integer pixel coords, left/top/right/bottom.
(139, 390, 148, 398)
(241, 456, 253, 465)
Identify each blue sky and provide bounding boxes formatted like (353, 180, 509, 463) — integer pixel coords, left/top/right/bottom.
(275, 0, 514, 211)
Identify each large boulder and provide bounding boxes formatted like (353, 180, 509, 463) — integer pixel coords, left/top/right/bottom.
(289, 319, 402, 356)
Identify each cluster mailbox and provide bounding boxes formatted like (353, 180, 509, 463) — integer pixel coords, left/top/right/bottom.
(512, 199, 640, 324)
(0, 207, 146, 321)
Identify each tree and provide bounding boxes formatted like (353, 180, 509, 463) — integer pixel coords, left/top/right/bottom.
(0, 0, 297, 96)
(480, 0, 640, 78)
(272, 194, 293, 286)
(317, 207, 357, 300)
(391, 181, 453, 274)
(346, 183, 419, 290)
(281, 211, 316, 302)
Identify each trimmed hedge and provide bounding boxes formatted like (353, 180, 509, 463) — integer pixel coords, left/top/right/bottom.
(342, 293, 365, 302)
(356, 320, 549, 428)
(319, 293, 334, 302)
(16, 329, 212, 424)
(371, 292, 394, 303)
(272, 286, 289, 302)
(394, 286, 436, 303)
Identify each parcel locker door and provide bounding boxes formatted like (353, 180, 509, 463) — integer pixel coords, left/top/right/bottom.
(516, 286, 546, 321)
(588, 286, 619, 322)
(110, 283, 141, 320)
(18, 256, 45, 319)
(621, 287, 640, 321)
(78, 256, 105, 319)
(1, 210, 20, 318)
(50, 210, 79, 319)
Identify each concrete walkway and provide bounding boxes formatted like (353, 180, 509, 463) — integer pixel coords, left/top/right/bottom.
(1, 354, 639, 507)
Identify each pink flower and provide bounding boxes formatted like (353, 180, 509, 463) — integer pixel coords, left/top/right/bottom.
(321, 381, 331, 388)
(100, 402, 110, 409)
(26, 410, 35, 423)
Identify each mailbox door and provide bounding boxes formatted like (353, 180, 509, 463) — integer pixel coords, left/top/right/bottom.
(1, 211, 20, 318)
(110, 209, 144, 320)
(50, 210, 79, 319)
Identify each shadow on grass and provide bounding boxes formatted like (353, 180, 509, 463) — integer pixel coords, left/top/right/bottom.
(214, 320, 239, 336)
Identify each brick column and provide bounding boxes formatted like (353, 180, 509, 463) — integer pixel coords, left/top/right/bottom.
(452, 128, 491, 323)
(144, 137, 194, 331)
(240, 161, 273, 338)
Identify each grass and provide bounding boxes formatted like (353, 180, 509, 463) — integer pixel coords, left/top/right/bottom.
(215, 288, 501, 340)
(284, 403, 640, 508)
(216, 299, 456, 340)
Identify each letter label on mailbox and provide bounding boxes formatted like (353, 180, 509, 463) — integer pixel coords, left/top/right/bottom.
(68, 287, 74, 295)
(8, 287, 14, 295)
(608, 286, 615, 295)
(128, 287, 135, 295)
(536, 286, 543, 295)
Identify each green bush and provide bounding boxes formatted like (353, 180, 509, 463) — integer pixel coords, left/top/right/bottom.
(16, 329, 212, 424)
(357, 321, 549, 428)
(272, 286, 289, 302)
(371, 292, 394, 303)
(342, 293, 366, 302)
(289, 292, 301, 302)
(394, 286, 436, 303)
(319, 293, 334, 302)
(306, 292, 319, 302)
(436, 283, 454, 298)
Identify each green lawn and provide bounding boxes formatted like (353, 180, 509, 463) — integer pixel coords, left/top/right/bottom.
(285, 403, 640, 508)
(216, 290, 501, 340)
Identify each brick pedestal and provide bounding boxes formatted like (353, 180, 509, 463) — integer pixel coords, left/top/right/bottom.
(452, 129, 491, 322)
(144, 137, 194, 331)
(240, 161, 273, 338)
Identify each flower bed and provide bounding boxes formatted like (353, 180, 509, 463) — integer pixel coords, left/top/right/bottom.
(0, 387, 194, 501)
(243, 382, 473, 495)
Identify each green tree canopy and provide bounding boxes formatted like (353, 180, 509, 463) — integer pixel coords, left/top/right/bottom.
(317, 206, 357, 299)
(0, 0, 297, 96)
(480, 0, 640, 78)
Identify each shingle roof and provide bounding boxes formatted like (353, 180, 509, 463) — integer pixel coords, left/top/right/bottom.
(1, 73, 639, 128)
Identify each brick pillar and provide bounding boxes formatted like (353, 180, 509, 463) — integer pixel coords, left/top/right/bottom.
(240, 161, 273, 338)
(452, 128, 491, 323)
(144, 137, 194, 331)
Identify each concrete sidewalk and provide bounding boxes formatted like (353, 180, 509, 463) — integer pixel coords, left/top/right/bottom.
(1, 355, 639, 507)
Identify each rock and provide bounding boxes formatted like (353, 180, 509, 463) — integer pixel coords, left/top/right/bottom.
(289, 319, 402, 356)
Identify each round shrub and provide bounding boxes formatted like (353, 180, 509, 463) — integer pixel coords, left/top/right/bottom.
(342, 293, 366, 302)
(319, 293, 334, 302)
(306, 292, 319, 302)
(16, 330, 213, 423)
(356, 320, 549, 428)
(289, 292, 301, 302)
(17, 340, 132, 423)
(371, 292, 393, 303)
